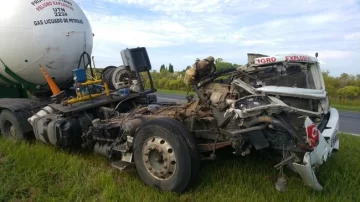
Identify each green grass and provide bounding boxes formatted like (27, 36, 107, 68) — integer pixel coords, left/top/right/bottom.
(329, 97, 360, 112)
(0, 134, 359, 202)
(330, 97, 360, 107)
(330, 104, 360, 112)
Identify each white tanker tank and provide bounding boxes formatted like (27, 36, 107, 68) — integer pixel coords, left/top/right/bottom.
(0, 0, 93, 91)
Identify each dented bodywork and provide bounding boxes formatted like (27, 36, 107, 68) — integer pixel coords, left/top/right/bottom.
(177, 52, 339, 191)
(293, 108, 339, 191)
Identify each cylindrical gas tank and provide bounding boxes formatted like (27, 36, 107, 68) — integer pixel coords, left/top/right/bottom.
(0, 0, 93, 90)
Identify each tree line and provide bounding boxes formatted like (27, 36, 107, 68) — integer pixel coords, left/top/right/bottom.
(323, 72, 360, 106)
(143, 58, 240, 92)
(142, 59, 360, 106)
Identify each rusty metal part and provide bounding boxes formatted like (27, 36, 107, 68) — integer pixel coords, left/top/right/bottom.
(143, 101, 213, 120)
(136, 107, 150, 114)
(197, 141, 231, 152)
(122, 118, 144, 133)
(142, 136, 177, 181)
(185, 99, 200, 116)
(203, 82, 230, 94)
(100, 115, 170, 131)
(151, 106, 183, 115)
(197, 110, 212, 118)
(210, 92, 227, 105)
(184, 56, 215, 85)
(194, 131, 227, 141)
(246, 116, 273, 126)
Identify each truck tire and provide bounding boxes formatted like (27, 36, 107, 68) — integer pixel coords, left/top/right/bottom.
(159, 118, 201, 188)
(0, 110, 25, 139)
(133, 118, 199, 193)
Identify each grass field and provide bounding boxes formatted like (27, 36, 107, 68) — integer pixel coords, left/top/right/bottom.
(330, 104, 360, 112)
(0, 134, 359, 202)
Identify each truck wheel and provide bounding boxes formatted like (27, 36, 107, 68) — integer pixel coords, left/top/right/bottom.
(0, 110, 25, 139)
(133, 118, 199, 193)
(159, 118, 201, 188)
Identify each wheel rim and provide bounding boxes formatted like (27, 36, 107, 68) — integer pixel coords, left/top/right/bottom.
(142, 136, 177, 181)
(4, 121, 16, 138)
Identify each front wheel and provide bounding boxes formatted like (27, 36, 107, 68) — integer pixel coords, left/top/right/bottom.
(133, 118, 199, 193)
(0, 110, 25, 140)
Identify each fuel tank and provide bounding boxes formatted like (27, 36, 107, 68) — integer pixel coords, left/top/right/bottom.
(0, 0, 93, 90)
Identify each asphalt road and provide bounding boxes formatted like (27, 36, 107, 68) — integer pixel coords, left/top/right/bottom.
(155, 93, 360, 135)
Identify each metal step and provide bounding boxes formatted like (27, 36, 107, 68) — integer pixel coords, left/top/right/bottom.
(110, 160, 133, 171)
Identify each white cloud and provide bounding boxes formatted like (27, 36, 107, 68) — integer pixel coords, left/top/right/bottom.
(240, 39, 278, 46)
(344, 32, 360, 40)
(105, 0, 358, 16)
(82, 0, 360, 48)
(85, 11, 194, 47)
(106, 0, 224, 14)
(74, 0, 360, 76)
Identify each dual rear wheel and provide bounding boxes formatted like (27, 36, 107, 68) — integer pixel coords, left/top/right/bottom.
(0, 110, 25, 139)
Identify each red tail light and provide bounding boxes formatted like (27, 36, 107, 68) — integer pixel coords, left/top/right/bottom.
(306, 123, 320, 148)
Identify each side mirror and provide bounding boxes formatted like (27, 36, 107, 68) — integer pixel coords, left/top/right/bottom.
(121, 47, 152, 72)
(315, 52, 318, 58)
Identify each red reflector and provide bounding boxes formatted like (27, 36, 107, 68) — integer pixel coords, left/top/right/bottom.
(306, 123, 319, 147)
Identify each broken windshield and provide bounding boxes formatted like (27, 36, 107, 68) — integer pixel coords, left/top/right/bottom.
(255, 62, 323, 90)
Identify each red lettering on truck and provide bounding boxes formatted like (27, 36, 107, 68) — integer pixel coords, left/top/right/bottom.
(285, 55, 311, 61)
(256, 57, 276, 64)
(36, 2, 53, 11)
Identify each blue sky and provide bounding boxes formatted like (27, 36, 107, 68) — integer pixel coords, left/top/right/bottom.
(74, 0, 360, 76)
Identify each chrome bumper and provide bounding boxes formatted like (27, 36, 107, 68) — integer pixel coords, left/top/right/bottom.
(292, 107, 340, 191)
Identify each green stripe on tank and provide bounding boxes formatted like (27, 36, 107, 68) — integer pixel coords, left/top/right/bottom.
(0, 58, 41, 91)
(0, 73, 18, 85)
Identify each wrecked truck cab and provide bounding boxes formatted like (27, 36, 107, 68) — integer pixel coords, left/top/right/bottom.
(233, 53, 340, 191)
(183, 52, 340, 191)
(237, 53, 332, 119)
